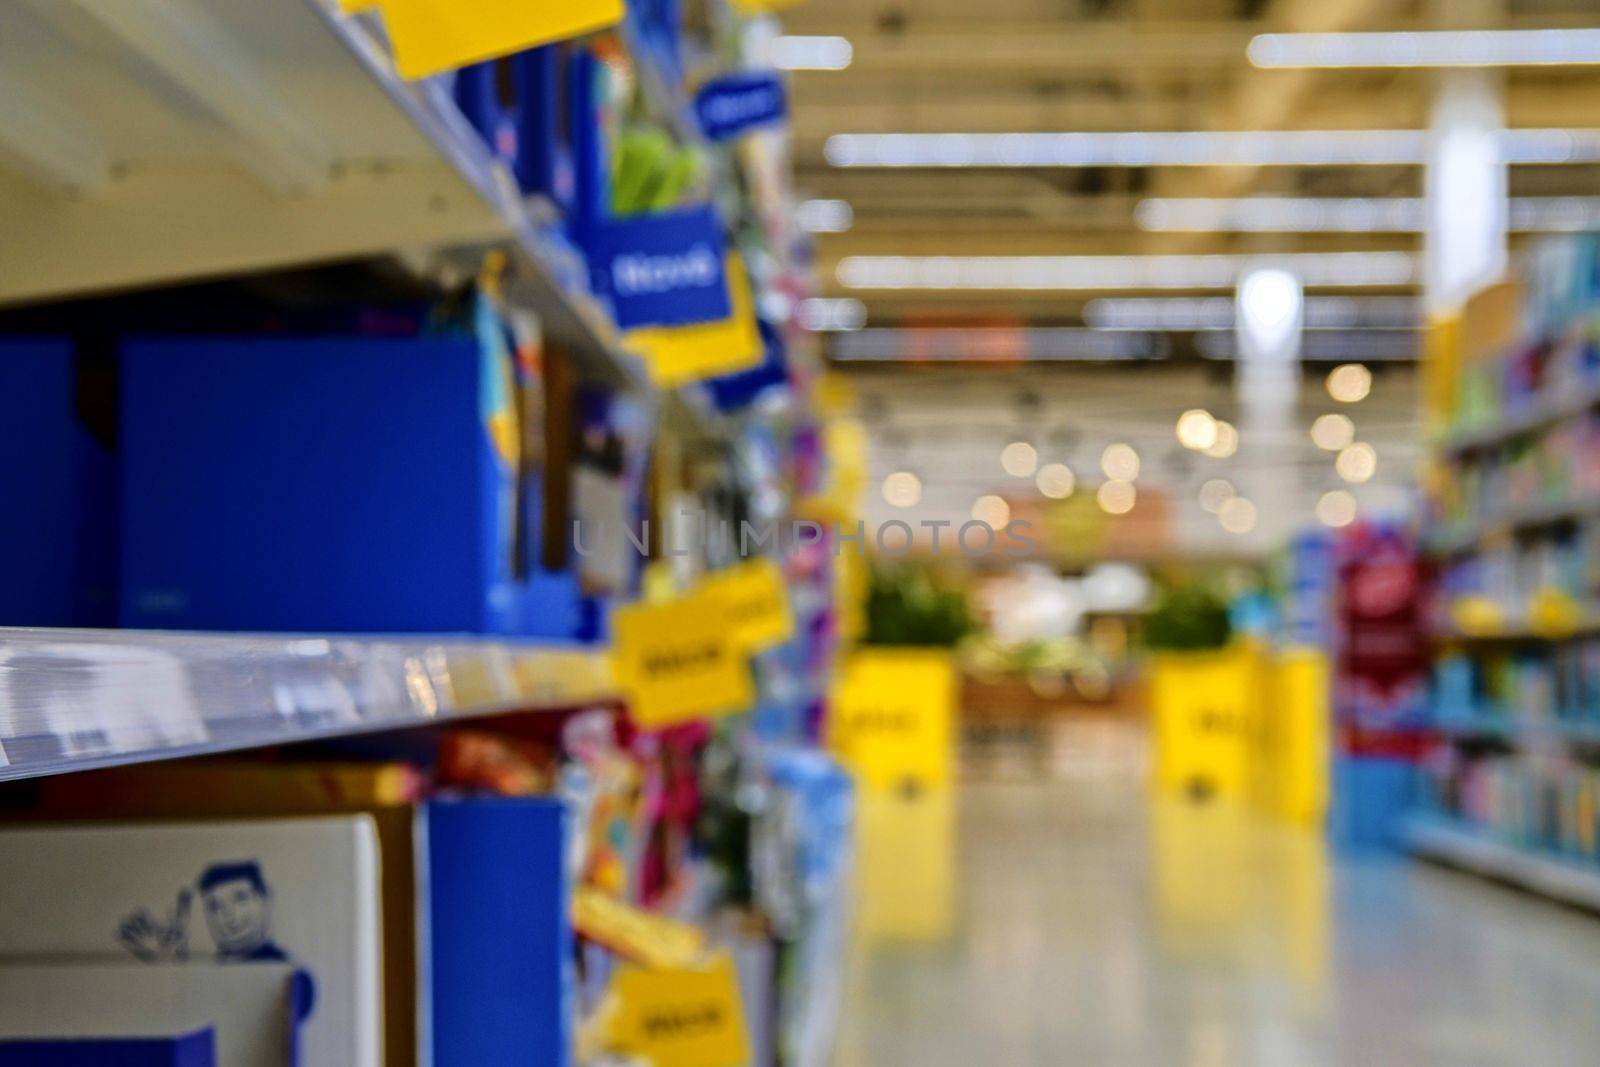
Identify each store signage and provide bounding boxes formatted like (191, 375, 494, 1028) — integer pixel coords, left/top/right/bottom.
(625, 254, 764, 387)
(829, 650, 956, 792)
(588, 206, 732, 330)
(701, 558, 793, 652)
(602, 953, 749, 1067)
(694, 73, 788, 142)
(612, 592, 754, 728)
(380, 0, 625, 81)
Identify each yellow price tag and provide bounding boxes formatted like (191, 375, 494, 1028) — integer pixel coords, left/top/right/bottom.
(573, 888, 706, 969)
(602, 952, 750, 1067)
(379, 0, 625, 81)
(702, 558, 793, 653)
(612, 592, 754, 728)
(625, 255, 764, 388)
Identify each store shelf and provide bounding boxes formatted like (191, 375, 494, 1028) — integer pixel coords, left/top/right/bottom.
(1435, 602, 1600, 641)
(0, 627, 617, 783)
(1404, 815, 1600, 911)
(1439, 381, 1600, 456)
(1426, 494, 1600, 555)
(1434, 715, 1600, 745)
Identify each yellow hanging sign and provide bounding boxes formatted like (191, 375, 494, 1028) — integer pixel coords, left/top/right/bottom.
(339, 0, 380, 12)
(602, 952, 750, 1067)
(612, 592, 754, 728)
(728, 0, 808, 13)
(625, 255, 764, 388)
(702, 558, 793, 653)
(379, 0, 625, 81)
(572, 888, 706, 970)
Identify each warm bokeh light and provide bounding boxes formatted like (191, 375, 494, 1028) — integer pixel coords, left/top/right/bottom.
(1176, 409, 1219, 451)
(1036, 463, 1076, 499)
(1199, 478, 1236, 513)
(1317, 489, 1358, 527)
(1101, 443, 1141, 482)
(1327, 362, 1373, 403)
(1311, 413, 1355, 451)
(882, 471, 922, 509)
(972, 494, 1011, 527)
(1097, 480, 1137, 515)
(1336, 442, 1378, 484)
(1204, 420, 1239, 459)
(1001, 441, 1039, 478)
(1218, 496, 1258, 534)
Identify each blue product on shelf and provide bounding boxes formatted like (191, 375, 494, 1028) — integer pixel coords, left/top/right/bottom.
(424, 797, 571, 1067)
(512, 46, 575, 207)
(0, 339, 116, 628)
(453, 60, 516, 164)
(0, 1031, 214, 1067)
(1331, 755, 1417, 852)
(119, 329, 564, 635)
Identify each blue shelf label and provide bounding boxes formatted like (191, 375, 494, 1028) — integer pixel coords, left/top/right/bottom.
(695, 72, 787, 142)
(587, 206, 731, 330)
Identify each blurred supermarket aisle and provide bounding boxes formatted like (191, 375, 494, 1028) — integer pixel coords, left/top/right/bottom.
(837, 774, 1600, 1067)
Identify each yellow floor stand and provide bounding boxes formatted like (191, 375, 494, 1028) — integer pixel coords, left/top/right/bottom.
(1150, 645, 1261, 803)
(829, 648, 956, 795)
(1151, 643, 1330, 829)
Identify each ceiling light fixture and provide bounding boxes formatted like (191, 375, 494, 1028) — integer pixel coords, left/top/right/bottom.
(1083, 295, 1419, 331)
(796, 198, 854, 233)
(1248, 28, 1600, 69)
(823, 129, 1600, 169)
(771, 35, 854, 71)
(836, 252, 1417, 291)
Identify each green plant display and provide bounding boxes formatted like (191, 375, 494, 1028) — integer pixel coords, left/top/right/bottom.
(863, 564, 975, 648)
(1143, 582, 1232, 652)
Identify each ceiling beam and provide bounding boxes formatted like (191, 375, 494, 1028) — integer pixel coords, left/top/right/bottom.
(0, 64, 110, 195)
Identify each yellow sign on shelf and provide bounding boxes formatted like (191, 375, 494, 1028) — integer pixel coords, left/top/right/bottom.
(380, 0, 625, 81)
(612, 593, 754, 729)
(702, 558, 793, 653)
(626, 255, 764, 388)
(602, 952, 750, 1067)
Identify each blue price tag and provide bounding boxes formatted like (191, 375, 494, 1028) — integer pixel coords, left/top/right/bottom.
(586, 206, 732, 330)
(694, 72, 788, 142)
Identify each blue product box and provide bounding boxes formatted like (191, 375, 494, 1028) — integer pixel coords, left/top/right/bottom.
(0, 1030, 214, 1067)
(1331, 755, 1418, 853)
(0, 339, 116, 628)
(425, 797, 571, 1067)
(119, 335, 525, 634)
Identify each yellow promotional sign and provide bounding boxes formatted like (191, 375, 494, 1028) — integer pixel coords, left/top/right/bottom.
(612, 593, 754, 728)
(702, 558, 793, 653)
(339, 0, 380, 12)
(380, 0, 625, 81)
(829, 649, 956, 793)
(572, 888, 705, 970)
(625, 255, 764, 388)
(1149, 646, 1260, 802)
(603, 952, 750, 1067)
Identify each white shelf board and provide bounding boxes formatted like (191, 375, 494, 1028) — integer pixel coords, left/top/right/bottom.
(0, 627, 617, 782)
(1403, 815, 1600, 911)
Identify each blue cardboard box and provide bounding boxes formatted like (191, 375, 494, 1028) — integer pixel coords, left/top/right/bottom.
(425, 796, 571, 1067)
(119, 335, 533, 634)
(0, 339, 116, 628)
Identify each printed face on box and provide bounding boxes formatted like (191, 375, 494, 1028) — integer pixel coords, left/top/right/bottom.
(199, 861, 286, 963)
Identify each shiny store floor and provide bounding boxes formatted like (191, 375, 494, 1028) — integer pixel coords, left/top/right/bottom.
(836, 775, 1600, 1066)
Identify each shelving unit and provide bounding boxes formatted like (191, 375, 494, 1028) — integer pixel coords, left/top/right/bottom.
(1404, 816, 1600, 911)
(0, 627, 617, 783)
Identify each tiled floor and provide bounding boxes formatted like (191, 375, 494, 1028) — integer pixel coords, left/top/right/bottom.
(837, 776, 1600, 1066)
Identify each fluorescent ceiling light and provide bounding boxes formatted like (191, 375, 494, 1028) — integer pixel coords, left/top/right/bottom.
(797, 297, 867, 332)
(830, 328, 1167, 363)
(1249, 29, 1600, 69)
(823, 130, 1600, 168)
(1083, 295, 1418, 331)
(1137, 195, 1600, 233)
(835, 252, 1418, 291)
(771, 35, 853, 71)
(796, 198, 854, 233)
